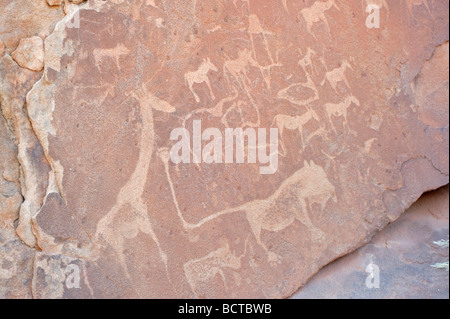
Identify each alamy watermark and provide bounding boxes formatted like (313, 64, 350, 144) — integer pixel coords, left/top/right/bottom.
(65, 264, 81, 289)
(365, 262, 380, 289)
(169, 120, 279, 175)
(366, 4, 381, 29)
(66, 9, 81, 29)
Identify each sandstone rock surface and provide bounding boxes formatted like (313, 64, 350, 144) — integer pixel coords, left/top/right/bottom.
(293, 185, 449, 299)
(12, 36, 45, 72)
(0, 0, 449, 299)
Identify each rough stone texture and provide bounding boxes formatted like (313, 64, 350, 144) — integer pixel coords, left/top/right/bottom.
(0, 0, 64, 52)
(293, 185, 449, 299)
(0, 0, 449, 299)
(47, 0, 63, 6)
(12, 36, 45, 72)
(0, 70, 35, 300)
(0, 54, 50, 248)
(0, 40, 4, 57)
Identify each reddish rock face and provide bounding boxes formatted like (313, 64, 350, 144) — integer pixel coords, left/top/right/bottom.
(292, 186, 449, 299)
(0, 0, 449, 299)
(0, 0, 63, 52)
(12, 36, 45, 72)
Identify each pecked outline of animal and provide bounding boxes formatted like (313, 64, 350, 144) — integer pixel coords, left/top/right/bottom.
(406, 0, 431, 16)
(94, 82, 176, 289)
(159, 149, 337, 263)
(300, 0, 340, 37)
(185, 58, 218, 103)
(324, 95, 360, 133)
(321, 60, 353, 93)
(271, 109, 323, 155)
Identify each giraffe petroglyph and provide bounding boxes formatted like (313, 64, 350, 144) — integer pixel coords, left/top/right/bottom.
(95, 83, 175, 287)
(185, 58, 218, 103)
(300, 0, 340, 37)
(159, 149, 336, 262)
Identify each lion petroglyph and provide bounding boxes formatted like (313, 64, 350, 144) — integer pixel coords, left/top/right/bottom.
(300, 0, 340, 37)
(95, 83, 175, 286)
(159, 149, 336, 262)
(185, 58, 218, 103)
(272, 110, 324, 155)
(324, 95, 360, 132)
(321, 60, 353, 93)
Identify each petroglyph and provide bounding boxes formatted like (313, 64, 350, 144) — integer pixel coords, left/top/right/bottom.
(93, 44, 131, 72)
(159, 149, 335, 260)
(272, 110, 323, 155)
(184, 240, 248, 295)
(223, 49, 260, 90)
(407, 0, 431, 15)
(222, 99, 261, 128)
(298, 47, 325, 76)
(300, 0, 340, 37)
(95, 83, 175, 285)
(185, 58, 218, 103)
(248, 14, 274, 62)
(321, 60, 353, 93)
(324, 95, 360, 132)
(278, 74, 319, 108)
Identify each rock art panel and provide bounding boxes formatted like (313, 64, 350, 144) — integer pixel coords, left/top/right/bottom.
(0, 0, 448, 298)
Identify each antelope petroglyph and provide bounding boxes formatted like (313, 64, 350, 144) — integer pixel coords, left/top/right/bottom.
(324, 95, 360, 133)
(272, 110, 323, 155)
(93, 44, 131, 72)
(185, 58, 218, 103)
(300, 0, 340, 37)
(321, 60, 353, 93)
(183, 239, 250, 295)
